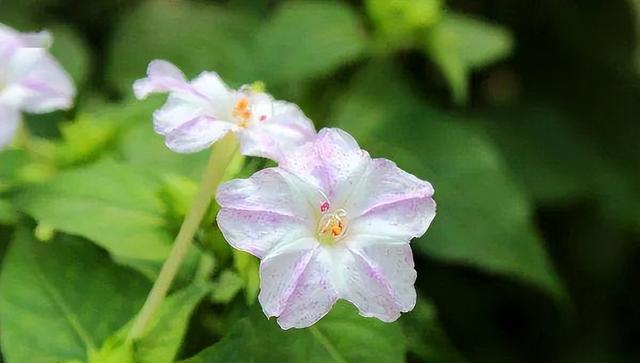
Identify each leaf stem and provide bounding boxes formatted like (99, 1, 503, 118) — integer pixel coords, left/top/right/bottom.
(127, 133, 239, 342)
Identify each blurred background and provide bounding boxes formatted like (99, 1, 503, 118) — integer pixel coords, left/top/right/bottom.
(1, 0, 639, 363)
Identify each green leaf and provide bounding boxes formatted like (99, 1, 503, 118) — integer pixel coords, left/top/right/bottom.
(54, 115, 120, 166)
(23, 100, 162, 169)
(133, 283, 213, 363)
(440, 13, 514, 69)
(232, 250, 260, 304)
(366, 0, 443, 49)
(0, 198, 18, 224)
(107, 0, 259, 95)
(182, 301, 406, 363)
(0, 228, 150, 363)
(479, 105, 612, 204)
(424, 12, 514, 104)
(48, 24, 91, 86)
(0, 0, 60, 29)
(179, 320, 252, 363)
(117, 114, 208, 181)
(14, 158, 172, 269)
(91, 282, 212, 363)
(401, 298, 468, 362)
(0, 150, 29, 191)
(210, 270, 244, 304)
(634, 0, 640, 75)
(255, 1, 368, 85)
(332, 63, 564, 299)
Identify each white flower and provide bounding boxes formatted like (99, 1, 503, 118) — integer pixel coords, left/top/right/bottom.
(216, 128, 436, 329)
(0, 23, 75, 149)
(133, 60, 316, 161)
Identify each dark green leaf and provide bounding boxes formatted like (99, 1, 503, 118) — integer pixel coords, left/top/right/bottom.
(439, 13, 513, 69)
(0, 198, 17, 224)
(182, 301, 406, 363)
(255, 1, 368, 85)
(479, 105, 611, 204)
(401, 298, 468, 363)
(424, 12, 513, 104)
(0, 229, 149, 363)
(107, 0, 259, 95)
(133, 283, 213, 363)
(332, 63, 564, 299)
(48, 24, 91, 86)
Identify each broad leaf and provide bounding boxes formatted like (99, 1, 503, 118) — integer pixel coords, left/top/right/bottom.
(365, 0, 443, 50)
(210, 270, 244, 304)
(401, 298, 468, 363)
(232, 250, 259, 304)
(133, 283, 213, 363)
(332, 63, 564, 299)
(179, 320, 251, 363)
(0, 150, 29, 191)
(479, 105, 612, 204)
(117, 115, 208, 181)
(255, 1, 368, 85)
(635, 0, 640, 75)
(424, 12, 513, 104)
(0, 229, 150, 363)
(107, 0, 259, 95)
(0, 199, 17, 224)
(14, 158, 172, 268)
(48, 24, 91, 86)
(182, 301, 406, 363)
(439, 13, 513, 69)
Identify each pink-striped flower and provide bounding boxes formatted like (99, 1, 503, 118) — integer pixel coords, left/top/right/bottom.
(0, 24, 75, 149)
(133, 60, 315, 161)
(216, 128, 436, 329)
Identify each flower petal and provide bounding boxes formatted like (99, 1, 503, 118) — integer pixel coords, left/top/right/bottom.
(0, 24, 51, 48)
(259, 245, 338, 329)
(0, 26, 50, 60)
(348, 238, 417, 309)
(0, 105, 20, 149)
(216, 168, 320, 258)
(217, 168, 319, 222)
(345, 158, 436, 240)
(280, 128, 368, 200)
(2, 53, 75, 113)
(190, 71, 231, 116)
(164, 116, 232, 153)
(133, 60, 189, 99)
(258, 238, 315, 317)
(349, 195, 436, 241)
(152, 94, 204, 135)
(236, 101, 316, 161)
(336, 241, 416, 322)
(217, 209, 311, 258)
(347, 159, 434, 215)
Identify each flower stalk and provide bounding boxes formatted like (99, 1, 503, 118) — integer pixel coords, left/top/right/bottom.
(127, 133, 239, 342)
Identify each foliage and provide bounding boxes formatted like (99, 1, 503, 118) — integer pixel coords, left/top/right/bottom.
(1, 0, 639, 363)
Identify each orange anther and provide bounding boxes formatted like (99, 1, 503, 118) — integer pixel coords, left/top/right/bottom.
(232, 97, 252, 126)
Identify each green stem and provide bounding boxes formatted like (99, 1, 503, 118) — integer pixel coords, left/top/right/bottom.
(127, 133, 239, 342)
(309, 326, 348, 363)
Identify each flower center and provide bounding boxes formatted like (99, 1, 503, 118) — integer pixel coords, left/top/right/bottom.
(232, 97, 252, 128)
(317, 209, 348, 244)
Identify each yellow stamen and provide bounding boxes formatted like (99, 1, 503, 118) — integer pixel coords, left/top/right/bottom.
(232, 97, 251, 127)
(318, 209, 347, 243)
